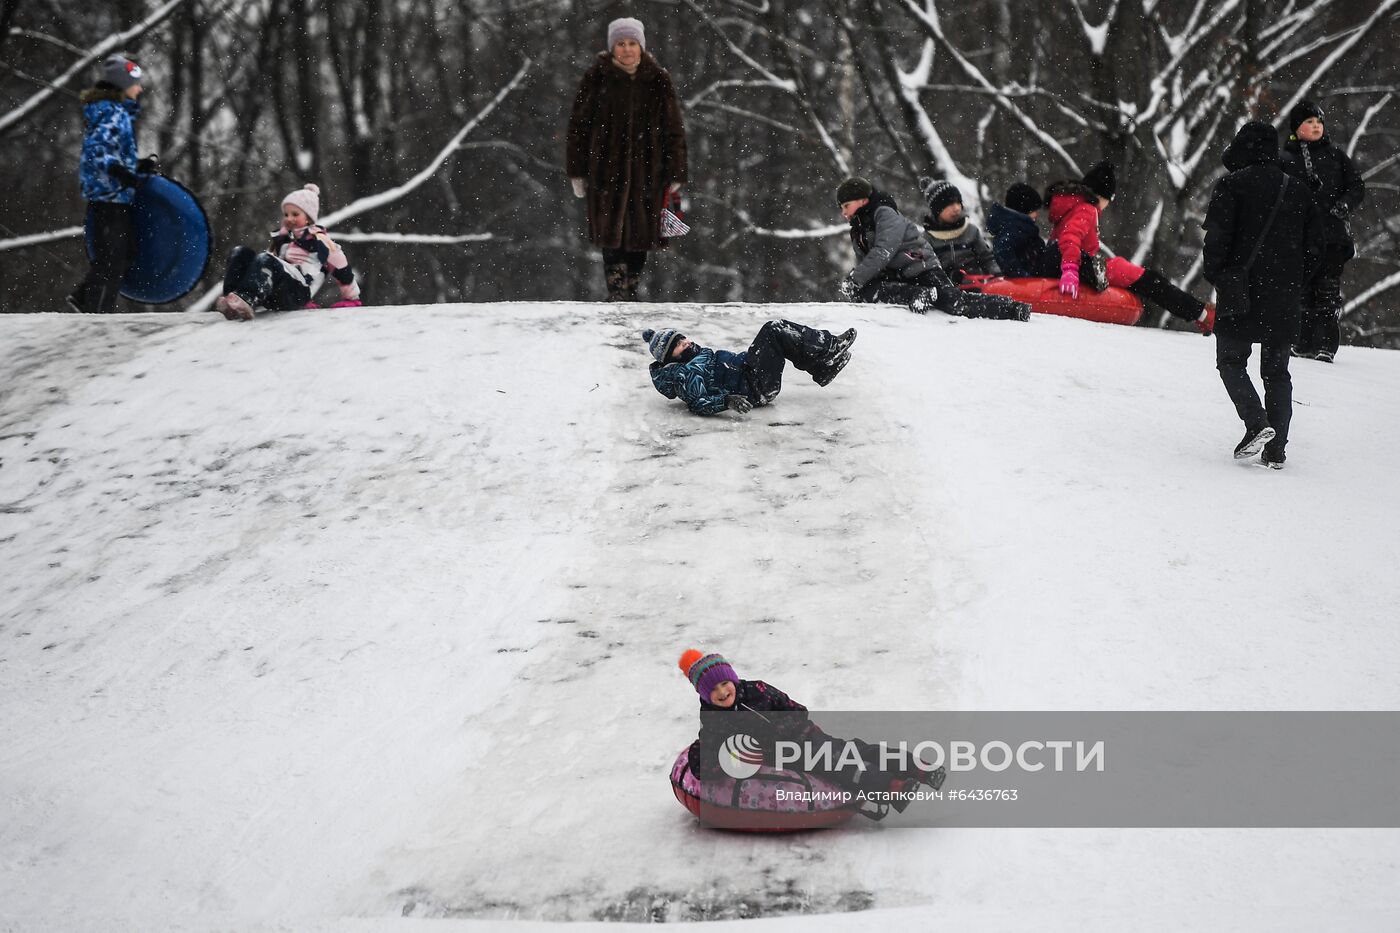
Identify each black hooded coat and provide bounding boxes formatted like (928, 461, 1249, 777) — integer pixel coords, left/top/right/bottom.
(1203, 122, 1324, 344)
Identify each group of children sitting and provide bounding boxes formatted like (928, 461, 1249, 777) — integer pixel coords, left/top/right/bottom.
(68, 53, 362, 320)
(836, 162, 1216, 334)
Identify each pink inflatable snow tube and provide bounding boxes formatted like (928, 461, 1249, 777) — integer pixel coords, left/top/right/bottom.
(669, 746, 859, 832)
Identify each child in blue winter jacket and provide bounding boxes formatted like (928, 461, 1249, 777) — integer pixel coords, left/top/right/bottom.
(643, 320, 855, 415)
(985, 183, 1047, 278)
(65, 55, 158, 314)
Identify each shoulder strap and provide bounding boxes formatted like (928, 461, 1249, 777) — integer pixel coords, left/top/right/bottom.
(1245, 176, 1290, 272)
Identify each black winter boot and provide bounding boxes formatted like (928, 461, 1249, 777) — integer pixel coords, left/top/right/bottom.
(623, 271, 642, 301)
(1129, 270, 1206, 322)
(604, 263, 629, 301)
(1233, 424, 1276, 460)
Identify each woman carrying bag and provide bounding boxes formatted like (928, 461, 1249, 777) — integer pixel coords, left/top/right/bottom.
(566, 17, 689, 301)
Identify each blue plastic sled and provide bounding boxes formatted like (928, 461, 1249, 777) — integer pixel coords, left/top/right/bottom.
(86, 175, 211, 304)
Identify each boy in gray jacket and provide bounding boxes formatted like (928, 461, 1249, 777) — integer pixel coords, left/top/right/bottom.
(835, 177, 1027, 321)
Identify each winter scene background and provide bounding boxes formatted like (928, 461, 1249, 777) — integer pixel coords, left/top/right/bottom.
(1, 0, 1399, 340)
(4, 0, 1400, 930)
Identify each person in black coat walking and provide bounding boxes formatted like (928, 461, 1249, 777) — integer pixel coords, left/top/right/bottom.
(1280, 100, 1366, 362)
(1202, 121, 1324, 469)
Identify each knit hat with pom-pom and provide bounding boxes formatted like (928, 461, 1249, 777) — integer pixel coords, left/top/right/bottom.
(679, 649, 738, 699)
(919, 177, 962, 216)
(282, 183, 322, 223)
(641, 327, 684, 363)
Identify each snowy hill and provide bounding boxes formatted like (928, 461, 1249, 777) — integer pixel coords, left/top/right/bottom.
(2, 303, 1398, 932)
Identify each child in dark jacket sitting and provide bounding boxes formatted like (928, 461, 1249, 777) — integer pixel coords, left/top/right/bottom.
(678, 649, 945, 808)
(985, 183, 1047, 278)
(642, 321, 856, 415)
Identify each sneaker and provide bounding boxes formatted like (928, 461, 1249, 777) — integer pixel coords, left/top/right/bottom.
(1314, 351, 1334, 363)
(1260, 444, 1286, 470)
(812, 350, 851, 387)
(1233, 425, 1276, 460)
(222, 293, 255, 321)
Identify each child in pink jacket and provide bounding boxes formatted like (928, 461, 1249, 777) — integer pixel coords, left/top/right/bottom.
(1043, 161, 1214, 333)
(216, 183, 362, 320)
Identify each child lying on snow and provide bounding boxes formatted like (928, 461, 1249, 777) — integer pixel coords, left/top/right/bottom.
(215, 183, 362, 320)
(833, 176, 1029, 321)
(1038, 161, 1215, 334)
(642, 320, 856, 415)
(679, 650, 946, 810)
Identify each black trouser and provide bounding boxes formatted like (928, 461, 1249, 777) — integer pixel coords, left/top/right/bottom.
(223, 246, 312, 311)
(1129, 269, 1205, 322)
(858, 269, 1025, 320)
(72, 202, 135, 313)
(1216, 336, 1293, 451)
(742, 319, 835, 405)
(1296, 243, 1352, 358)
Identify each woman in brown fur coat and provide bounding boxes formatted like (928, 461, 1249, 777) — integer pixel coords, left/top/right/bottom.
(566, 17, 688, 300)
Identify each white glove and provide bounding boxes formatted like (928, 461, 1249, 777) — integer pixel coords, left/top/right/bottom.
(571, 178, 586, 199)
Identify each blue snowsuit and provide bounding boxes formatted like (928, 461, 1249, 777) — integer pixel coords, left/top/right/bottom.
(79, 96, 140, 204)
(649, 347, 750, 415)
(985, 202, 1045, 278)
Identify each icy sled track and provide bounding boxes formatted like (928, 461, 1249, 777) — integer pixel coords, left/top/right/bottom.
(1, 303, 1398, 932)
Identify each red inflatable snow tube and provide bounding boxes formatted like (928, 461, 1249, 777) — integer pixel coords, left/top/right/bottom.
(670, 746, 858, 832)
(961, 275, 1143, 326)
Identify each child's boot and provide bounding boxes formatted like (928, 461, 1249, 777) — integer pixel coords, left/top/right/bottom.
(811, 350, 851, 387)
(222, 293, 255, 321)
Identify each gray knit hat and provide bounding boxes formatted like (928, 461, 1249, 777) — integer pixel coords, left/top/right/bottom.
(98, 55, 144, 90)
(835, 176, 873, 205)
(642, 327, 684, 363)
(607, 17, 645, 49)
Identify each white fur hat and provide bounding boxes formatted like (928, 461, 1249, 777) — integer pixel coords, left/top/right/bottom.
(282, 183, 321, 223)
(607, 17, 645, 50)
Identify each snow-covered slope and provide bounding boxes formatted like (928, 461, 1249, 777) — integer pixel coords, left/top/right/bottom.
(1, 303, 1397, 932)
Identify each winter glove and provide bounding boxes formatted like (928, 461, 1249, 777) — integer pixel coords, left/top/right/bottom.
(330, 299, 363, 308)
(570, 177, 586, 199)
(1196, 304, 1216, 337)
(107, 162, 142, 188)
(1329, 202, 1349, 220)
(136, 154, 160, 175)
(725, 394, 753, 414)
(836, 275, 858, 302)
(1059, 263, 1080, 299)
(667, 181, 682, 195)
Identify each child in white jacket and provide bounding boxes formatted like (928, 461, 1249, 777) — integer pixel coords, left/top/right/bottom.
(216, 183, 361, 320)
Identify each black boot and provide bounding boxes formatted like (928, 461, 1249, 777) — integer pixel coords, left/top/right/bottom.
(1129, 270, 1205, 322)
(604, 262, 629, 301)
(1233, 424, 1276, 460)
(623, 270, 641, 301)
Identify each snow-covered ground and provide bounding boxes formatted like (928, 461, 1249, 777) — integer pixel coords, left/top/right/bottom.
(1, 302, 1398, 932)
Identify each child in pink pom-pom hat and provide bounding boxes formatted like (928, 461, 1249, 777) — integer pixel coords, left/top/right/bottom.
(214, 182, 363, 320)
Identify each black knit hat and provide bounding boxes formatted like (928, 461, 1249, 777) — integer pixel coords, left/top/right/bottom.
(835, 176, 873, 205)
(1005, 183, 1042, 214)
(1081, 160, 1116, 201)
(1288, 100, 1325, 134)
(919, 177, 962, 215)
